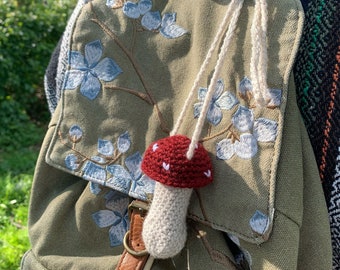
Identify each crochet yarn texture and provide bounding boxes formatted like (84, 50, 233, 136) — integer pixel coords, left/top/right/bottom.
(141, 135, 213, 188)
(141, 135, 213, 258)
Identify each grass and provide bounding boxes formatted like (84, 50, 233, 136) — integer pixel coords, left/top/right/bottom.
(0, 122, 45, 270)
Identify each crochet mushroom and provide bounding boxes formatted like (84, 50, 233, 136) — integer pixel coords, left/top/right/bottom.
(141, 135, 213, 258)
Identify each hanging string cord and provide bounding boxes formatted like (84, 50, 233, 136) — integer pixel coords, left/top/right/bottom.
(186, 0, 245, 160)
(170, 0, 241, 137)
(250, 0, 269, 106)
(259, 0, 268, 99)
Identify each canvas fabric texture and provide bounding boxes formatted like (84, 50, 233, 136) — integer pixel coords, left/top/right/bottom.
(22, 0, 332, 269)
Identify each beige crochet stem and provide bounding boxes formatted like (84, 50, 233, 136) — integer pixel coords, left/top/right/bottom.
(142, 183, 193, 258)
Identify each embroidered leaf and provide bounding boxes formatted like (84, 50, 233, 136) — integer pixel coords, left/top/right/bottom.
(69, 124, 83, 142)
(207, 103, 223, 126)
(69, 51, 86, 69)
(91, 155, 106, 164)
(161, 13, 176, 28)
(198, 87, 207, 101)
(216, 91, 239, 110)
(234, 133, 258, 159)
(141, 11, 162, 31)
(65, 154, 80, 171)
(109, 222, 127, 246)
(117, 132, 131, 153)
(125, 152, 142, 180)
(106, 165, 132, 191)
(232, 106, 254, 132)
(104, 189, 123, 201)
(83, 161, 107, 183)
(160, 24, 187, 39)
(138, 0, 152, 15)
(80, 73, 101, 100)
(106, 0, 124, 8)
(254, 118, 278, 142)
(94, 57, 122, 82)
(239, 77, 253, 95)
(105, 194, 129, 213)
(193, 103, 202, 119)
(85, 40, 103, 68)
(160, 13, 187, 39)
(64, 70, 86, 90)
(213, 79, 224, 100)
(267, 88, 282, 107)
(216, 139, 235, 160)
(92, 210, 117, 228)
(123, 2, 140, 19)
(249, 210, 269, 235)
(98, 139, 114, 156)
(129, 174, 155, 200)
(89, 182, 102, 195)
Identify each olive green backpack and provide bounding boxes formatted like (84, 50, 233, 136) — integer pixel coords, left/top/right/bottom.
(21, 0, 332, 269)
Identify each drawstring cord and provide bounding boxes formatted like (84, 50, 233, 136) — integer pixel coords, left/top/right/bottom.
(170, 0, 241, 138)
(250, 0, 269, 106)
(171, 0, 269, 160)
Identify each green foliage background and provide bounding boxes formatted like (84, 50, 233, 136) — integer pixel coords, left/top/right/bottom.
(0, 0, 76, 269)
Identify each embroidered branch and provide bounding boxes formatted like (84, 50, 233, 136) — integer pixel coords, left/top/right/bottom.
(90, 3, 170, 134)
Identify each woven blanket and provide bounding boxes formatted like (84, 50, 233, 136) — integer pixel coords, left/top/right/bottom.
(294, 0, 340, 267)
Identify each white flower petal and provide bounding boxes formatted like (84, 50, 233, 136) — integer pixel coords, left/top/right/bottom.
(254, 118, 278, 142)
(216, 139, 235, 160)
(234, 133, 258, 159)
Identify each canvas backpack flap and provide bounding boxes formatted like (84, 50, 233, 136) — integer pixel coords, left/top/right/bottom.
(38, 0, 331, 268)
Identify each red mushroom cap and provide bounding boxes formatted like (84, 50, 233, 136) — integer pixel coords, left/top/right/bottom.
(141, 135, 213, 188)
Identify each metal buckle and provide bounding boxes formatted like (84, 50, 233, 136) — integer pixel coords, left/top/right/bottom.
(123, 231, 149, 257)
(122, 199, 150, 257)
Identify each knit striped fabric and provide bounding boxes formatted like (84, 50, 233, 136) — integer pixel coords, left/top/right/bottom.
(294, 0, 340, 268)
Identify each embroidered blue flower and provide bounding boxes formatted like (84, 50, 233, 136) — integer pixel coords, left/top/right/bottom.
(194, 79, 239, 126)
(106, 152, 155, 200)
(122, 0, 187, 39)
(215, 81, 279, 160)
(63, 40, 122, 100)
(92, 190, 129, 247)
(65, 154, 80, 171)
(216, 133, 258, 160)
(216, 116, 278, 160)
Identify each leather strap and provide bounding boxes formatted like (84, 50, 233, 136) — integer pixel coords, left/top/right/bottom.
(116, 200, 152, 270)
